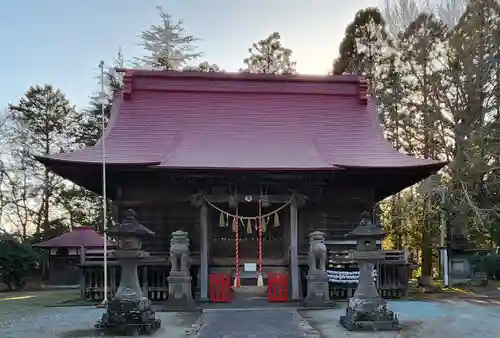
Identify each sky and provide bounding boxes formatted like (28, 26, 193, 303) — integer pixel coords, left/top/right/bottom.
(0, 0, 382, 110)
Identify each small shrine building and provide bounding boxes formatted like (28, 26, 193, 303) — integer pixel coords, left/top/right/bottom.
(36, 71, 446, 301)
(34, 226, 115, 285)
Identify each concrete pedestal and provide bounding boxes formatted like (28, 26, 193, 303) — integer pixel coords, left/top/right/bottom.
(304, 272, 333, 307)
(449, 257, 472, 286)
(166, 272, 194, 309)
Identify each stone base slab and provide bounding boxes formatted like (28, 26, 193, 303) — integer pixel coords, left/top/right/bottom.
(167, 275, 194, 307)
(95, 297, 161, 336)
(339, 316, 401, 331)
(95, 318, 161, 336)
(339, 304, 401, 331)
(305, 272, 331, 306)
(301, 301, 337, 309)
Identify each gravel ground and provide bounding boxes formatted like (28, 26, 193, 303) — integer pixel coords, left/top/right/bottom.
(2, 292, 500, 338)
(0, 306, 199, 338)
(301, 300, 500, 338)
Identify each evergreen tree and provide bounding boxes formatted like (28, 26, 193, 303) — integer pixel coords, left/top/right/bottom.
(7, 85, 78, 238)
(183, 61, 221, 72)
(135, 6, 202, 70)
(332, 8, 389, 78)
(242, 32, 296, 74)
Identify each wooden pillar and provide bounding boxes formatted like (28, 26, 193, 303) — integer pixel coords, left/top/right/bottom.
(79, 245, 86, 300)
(290, 194, 305, 300)
(116, 186, 124, 221)
(191, 194, 209, 301)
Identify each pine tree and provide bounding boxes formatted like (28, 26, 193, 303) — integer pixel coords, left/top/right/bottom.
(332, 8, 389, 78)
(183, 61, 221, 72)
(7, 85, 78, 238)
(135, 6, 202, 70)
(242, 32, 296, 74)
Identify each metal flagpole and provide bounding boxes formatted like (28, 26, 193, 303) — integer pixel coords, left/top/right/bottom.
(99, 61, 108, 305)
(440, 187, 449, 288)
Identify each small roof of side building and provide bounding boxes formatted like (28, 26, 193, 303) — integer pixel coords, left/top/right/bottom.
(33, 226, 116, 249)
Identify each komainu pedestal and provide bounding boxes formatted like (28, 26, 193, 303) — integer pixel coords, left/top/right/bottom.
(166, 230, 194, 308)
(339, 212, 400, 331)
(305, 231, 334, 307)
(95, 210, 161, 336)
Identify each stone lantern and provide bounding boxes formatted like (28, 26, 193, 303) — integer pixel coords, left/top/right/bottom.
(95, 209, 161, 336)
(339, 211, 400, 331)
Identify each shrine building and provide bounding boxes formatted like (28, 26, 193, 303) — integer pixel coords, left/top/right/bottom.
(36, 70, 446, 302)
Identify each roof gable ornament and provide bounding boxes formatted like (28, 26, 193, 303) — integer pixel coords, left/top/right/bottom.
(122, 71, 134, 100)
(358, 77, 369, 105)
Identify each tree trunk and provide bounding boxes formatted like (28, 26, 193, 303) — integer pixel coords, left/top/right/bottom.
(421, 229, 433, 277)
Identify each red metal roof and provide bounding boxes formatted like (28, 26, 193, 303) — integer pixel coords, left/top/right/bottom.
(38, 71, 446, 171)
(33, 226, 115, 248)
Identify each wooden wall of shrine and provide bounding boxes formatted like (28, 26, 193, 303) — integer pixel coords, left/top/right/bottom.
(78, 173, 412, 302)
(116, 178, 375, 262)
(119, 184, 200, 254)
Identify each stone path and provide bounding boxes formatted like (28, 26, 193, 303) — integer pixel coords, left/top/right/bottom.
(191, 308, 321, 338)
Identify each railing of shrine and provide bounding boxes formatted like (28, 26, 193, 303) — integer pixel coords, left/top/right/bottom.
(79, 249, 199, 302)
(325, 249, 411, 299)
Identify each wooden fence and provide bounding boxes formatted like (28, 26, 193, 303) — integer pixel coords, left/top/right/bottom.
(326, 249, 411, 299)
(79, 248, 410, 302)
(79, 249, 199, 302)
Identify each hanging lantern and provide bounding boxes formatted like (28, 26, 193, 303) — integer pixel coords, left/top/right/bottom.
(261, 194, 270, 208)
(219, 212, 226, 227)
(274, 212, 280, 227)
(261, 217, 267, 233)
(246, 219, 253, 234)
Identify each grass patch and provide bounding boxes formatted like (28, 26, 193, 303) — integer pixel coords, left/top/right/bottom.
(406, 278, 500, 301)
(0, 289, 80, 307)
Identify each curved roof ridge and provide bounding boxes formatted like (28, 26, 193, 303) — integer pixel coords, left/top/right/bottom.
(120, 69, 368, 103)
(116, 68, 363, 84)
(94, 90, 122, 147)
(33, 226, 116, 248)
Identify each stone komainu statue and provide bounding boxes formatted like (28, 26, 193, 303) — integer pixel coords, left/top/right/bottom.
(308, 231, 327, 272)
(169, 230, 191, 273)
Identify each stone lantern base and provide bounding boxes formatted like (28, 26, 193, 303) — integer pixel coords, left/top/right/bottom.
(95, 297, 161, 336)
(339, 297, 401, 331)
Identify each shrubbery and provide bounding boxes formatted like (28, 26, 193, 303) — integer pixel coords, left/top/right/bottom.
(482, 253, 500, 280)
(0, 237, 40, 291)
(469, 253, 500, 280)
